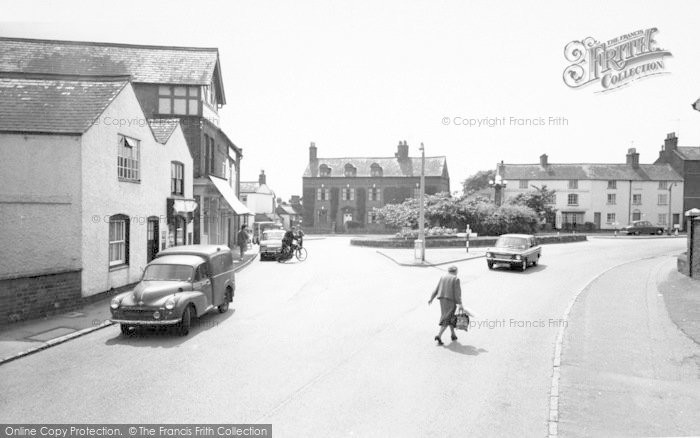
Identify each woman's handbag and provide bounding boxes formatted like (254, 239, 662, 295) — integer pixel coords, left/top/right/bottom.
(453, 310, 470, 331)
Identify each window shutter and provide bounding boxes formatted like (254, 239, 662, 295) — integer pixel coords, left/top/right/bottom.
(350, 189, 355, 201)
(325, 188, 330, 200)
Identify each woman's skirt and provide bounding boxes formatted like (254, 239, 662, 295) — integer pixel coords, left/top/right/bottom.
(438, 298, 456, 327)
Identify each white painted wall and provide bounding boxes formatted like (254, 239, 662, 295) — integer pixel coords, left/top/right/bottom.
(0, 134, 82, 277)
(504, 179, 684, 229)
(80, 85, 193, 296)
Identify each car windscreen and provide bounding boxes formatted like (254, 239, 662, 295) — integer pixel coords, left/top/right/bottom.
(143, 264, 193, 281)
(495, 237, 527, 249)
(263, 230, 285, 240)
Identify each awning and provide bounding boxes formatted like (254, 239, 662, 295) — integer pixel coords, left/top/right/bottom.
(209, 176, 253, 215)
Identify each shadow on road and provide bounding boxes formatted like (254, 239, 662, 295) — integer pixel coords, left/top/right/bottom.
(444, 342, 488, 355)
(104, 309, 236, 348)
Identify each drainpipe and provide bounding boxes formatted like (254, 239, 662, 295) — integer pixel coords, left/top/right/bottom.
(628, 180, 633, 224)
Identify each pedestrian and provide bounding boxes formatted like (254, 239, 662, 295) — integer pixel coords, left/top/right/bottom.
(428, 265, 463, 345)
(295, 226, 305, 248)
(237, 225, 249, 260)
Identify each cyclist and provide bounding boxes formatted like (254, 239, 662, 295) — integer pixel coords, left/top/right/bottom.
(281, 226, 300, 259)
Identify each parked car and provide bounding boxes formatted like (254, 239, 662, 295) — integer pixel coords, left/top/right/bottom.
(486, 234, 541, 271)
(259, 229, 286, 261)
(253, 221, 283, 244)
(622, 220, 664, 235)
(110, 245, 235, 336)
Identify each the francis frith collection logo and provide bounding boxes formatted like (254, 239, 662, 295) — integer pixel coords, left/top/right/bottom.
(563, 28, 672, 92)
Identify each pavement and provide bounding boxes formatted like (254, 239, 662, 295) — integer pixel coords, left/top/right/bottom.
(377, 247, 486, 267)
(556, 256, 700, 437)
(0, 245, 260, 365)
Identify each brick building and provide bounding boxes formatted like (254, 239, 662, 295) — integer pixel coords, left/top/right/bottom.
(654, 132, 700, 216)
(0, 37, 251, 247)
(302, 141, 450, 232)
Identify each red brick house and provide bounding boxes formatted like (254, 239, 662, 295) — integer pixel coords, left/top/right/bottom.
(302, 141, 450, 232)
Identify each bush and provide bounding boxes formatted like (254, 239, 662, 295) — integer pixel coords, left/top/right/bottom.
(345, 220, 363, 229)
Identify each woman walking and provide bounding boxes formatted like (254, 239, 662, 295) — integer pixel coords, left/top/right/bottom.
(428, 265, 463, 345)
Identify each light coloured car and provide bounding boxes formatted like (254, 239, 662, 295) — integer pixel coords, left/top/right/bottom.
(259, 229, 286, 261)
(486, 234, 541, 271)
(110, 245, 235, 336)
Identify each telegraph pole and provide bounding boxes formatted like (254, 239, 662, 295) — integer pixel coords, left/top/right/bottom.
(419, 142, 426, 263)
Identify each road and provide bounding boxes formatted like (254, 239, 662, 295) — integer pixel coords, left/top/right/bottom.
(0, 236, 687, 437)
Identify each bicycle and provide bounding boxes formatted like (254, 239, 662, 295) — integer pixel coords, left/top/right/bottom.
(277, 243, 307, 262)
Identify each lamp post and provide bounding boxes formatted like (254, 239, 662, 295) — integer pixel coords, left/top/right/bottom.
(489, 174, 507, 206)
(419, 142, 426, 263)
(667, 182, 677, 234)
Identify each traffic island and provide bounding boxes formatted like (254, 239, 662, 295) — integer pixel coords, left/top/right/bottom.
(350, 234, 587, 248)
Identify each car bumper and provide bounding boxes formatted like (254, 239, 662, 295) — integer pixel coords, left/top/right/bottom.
(488, 257, 520, 264)
(110, 318, 180, 326)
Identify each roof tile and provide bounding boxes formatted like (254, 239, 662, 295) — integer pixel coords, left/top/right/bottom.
(0, 77, 127, 133)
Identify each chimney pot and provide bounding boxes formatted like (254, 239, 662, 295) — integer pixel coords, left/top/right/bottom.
(626, 148, 640, 168)
(540, 154, 548, 166)
(396, 140, 409, 160)
(664, 132, 678, 152)
(259, 170, 266, 185)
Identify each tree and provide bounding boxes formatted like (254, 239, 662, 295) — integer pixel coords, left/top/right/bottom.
(462, 169, 496, 196)
(508, 185, 556, 225)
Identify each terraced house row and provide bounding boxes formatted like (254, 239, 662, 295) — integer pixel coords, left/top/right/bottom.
(0, 37, 251, 324)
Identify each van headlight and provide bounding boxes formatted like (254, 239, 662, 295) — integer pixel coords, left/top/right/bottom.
(515, 255, 522, 260)
(165, 298, 176, 310)
(110, 298, 121, 309)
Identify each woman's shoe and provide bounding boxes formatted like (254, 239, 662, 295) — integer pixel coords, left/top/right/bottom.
(451, 334, 458, 341)
(434, 336, 444, 346)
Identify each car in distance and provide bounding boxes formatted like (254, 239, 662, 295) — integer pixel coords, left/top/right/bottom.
(622, 220, 664, 235)
(259, 229, 286, 261)
(486, 234, 541, 271)
(252, 221, 283, 244)
(110, 245, 235, 336)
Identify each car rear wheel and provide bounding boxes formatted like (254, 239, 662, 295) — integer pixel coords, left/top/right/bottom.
(532, 255, 539, 266)
(177, 305, 192, 336)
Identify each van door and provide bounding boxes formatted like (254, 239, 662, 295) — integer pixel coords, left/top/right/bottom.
(193, 263, 214, 309)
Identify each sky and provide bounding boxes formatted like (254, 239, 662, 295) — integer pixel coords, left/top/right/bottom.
(2, 0, 700, 200)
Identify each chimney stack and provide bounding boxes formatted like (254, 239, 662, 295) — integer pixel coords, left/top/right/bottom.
(259, 169, 266, 185)
(626, 148, 640, 168)
(309, 141, 317, 163)
(663, 132, 678, 152)
(395, 140, 409, 161)
(540, 154, 548, 167)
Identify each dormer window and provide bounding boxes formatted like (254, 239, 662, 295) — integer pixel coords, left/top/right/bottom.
(370, 163, 383, 177)
(158, 85, 200, 116)
(344, 164, 357, 177)
(319, 164, 331, 177)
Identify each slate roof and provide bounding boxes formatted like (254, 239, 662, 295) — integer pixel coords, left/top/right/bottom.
(304, 156, 448, 178)
(0, 37, 224, 101)
(276, 204, 302, 216)
(676, 146, 700, 160)
(503, 163, 683, 181)
(147, 118, 180, 144)
(0, 75, 128, 134)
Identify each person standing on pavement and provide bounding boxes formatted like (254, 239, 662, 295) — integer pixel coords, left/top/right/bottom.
(428, 265, 463, 345)
(237, 225, 249, 260)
